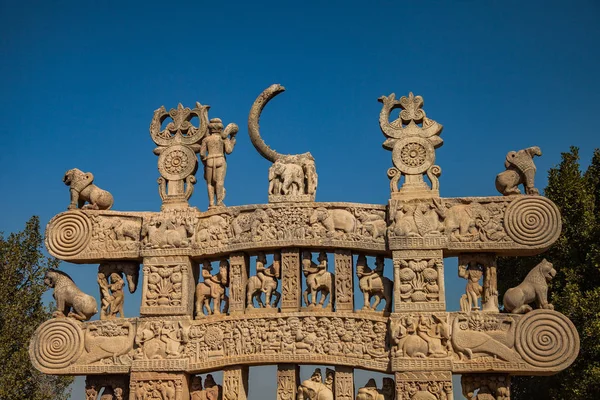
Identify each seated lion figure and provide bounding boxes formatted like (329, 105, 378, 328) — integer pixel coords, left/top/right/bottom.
(63, 168, 113, 210)
(45, 269, 97, 321)
(503, 258, 556, 314)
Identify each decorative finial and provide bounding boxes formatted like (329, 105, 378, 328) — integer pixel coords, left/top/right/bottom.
(378, 92, 443, 199)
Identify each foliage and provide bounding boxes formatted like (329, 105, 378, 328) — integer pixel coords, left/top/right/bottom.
(0, 216, 73, 400)
(498, 147, 600, 399)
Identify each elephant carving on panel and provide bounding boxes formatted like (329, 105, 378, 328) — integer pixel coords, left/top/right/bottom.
(269, 161, 305, 196)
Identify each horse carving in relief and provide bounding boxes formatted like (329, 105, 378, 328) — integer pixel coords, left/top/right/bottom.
(356, 256, 393, 312)
(195, 260, 229, 317)
(247, 253, 282, 308)
(302, 252, 334, 308)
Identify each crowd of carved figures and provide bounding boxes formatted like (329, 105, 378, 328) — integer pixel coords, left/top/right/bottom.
(29, 85, 580, 400)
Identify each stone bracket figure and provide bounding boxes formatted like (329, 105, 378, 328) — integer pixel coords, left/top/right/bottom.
(44, 269, 98, 321)
(199, 117, 238, 208)
(458, 261, 484, 312)
(248, 84, 318, 202)
(63, 168, 114, 210)
(495, 146, 542, 196)
(503, 259, 556, 314)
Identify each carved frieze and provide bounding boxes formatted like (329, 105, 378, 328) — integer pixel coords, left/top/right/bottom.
(395, 371, 453, 400)
(129, 371, 188, 400)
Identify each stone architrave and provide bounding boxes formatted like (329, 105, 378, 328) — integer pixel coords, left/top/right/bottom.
(140, 256, 195, 316)
(277, 364, 299, 400)
(280, 248, 301, 312)
(228, 253, 249, 315)
(334, 249, 354, 311)
(395, 371, 453, 400)
(393, 249, 445, 312)
(334, 366, 354, 400)
(223, 365, 249, 400)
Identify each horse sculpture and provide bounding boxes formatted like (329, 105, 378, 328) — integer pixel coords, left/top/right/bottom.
(356, 256, 393, 312)
(195, 260, 229, 317)
(247, 253, 281, 308)
(302, 252, 334, 308)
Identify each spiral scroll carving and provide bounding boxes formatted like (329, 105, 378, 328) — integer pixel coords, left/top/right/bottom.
(504, 196, 561, 247)
(31, 318, 84, 370)
(515, 309, 579, 370)
(47, 211, 92, 258)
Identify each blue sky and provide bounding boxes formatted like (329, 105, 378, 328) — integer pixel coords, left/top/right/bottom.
(1, 0, 598, 398)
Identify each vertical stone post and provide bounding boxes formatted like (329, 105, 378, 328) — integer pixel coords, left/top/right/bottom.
(334, 366, 354, 400)
(392, 249, 445, 312)
(140, 256, 195, 316)
(334, 249, 354, 311)
(229, 252, 249, 315)
(395, 371, 453, 400)
(280, 248, 301, 312)
(223, 366, 249, 400)
(277, 364, 300, 400)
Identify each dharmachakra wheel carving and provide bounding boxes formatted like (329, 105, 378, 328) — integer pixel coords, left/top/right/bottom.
(392, 137, 435, 175)
(157, 144, 197, 181)
(504, 196, 561, 247)
(515, 309, 579, 370)
(31, 318, 84, 370)
(46, 211, 92, 258)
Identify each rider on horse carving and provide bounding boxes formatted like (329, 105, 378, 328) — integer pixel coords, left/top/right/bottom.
(356, 255, 384, 291)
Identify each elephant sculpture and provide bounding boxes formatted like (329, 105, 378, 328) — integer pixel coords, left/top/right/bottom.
(268, 160, 305, 196)
(495, 146, 542, 195)
(443, 202, 490, 240)
(309, 208, 356, 237)
(297, 369, 333, 400)
(249, 84, 318, 198)
(356, 378, 395, 400)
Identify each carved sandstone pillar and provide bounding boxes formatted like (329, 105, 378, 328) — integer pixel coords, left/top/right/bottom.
(128, 372, 188, 400)
(229, 253, 249, 315)
(277, 364, 299, 400)
(334, 366, 354, 400)
(334, 249, 353, 311)
(280, 248, 301, 312)
(223, 366, 249, 400)
(395, 371, 453, 400)
(140, 256, 195, 316)
(392, 249, 445, 312)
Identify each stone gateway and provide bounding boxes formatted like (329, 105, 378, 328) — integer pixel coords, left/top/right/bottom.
(30, 86, 578, 399)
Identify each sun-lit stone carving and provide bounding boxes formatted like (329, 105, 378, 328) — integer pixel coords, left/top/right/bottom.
(31, 89, 580, 399)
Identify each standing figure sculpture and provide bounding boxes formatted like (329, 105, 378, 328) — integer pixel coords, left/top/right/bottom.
(459, 261, 484, 312)
(247, 252, 281, 308)
(302, 251, 334, 308)
(199, 118, 238, 208)
(356, 255, 393, 312)
(195, 260, 229, 317)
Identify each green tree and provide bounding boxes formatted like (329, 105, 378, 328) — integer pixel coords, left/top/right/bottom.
(498, 147, 600, 399)
(0, 216, 73, 400)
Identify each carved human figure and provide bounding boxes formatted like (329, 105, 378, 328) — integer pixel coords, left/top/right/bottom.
(101, 272, 125, 318)
(44, 269, 97, 321)
(458, 262, 484, 312)
(392, 314, 449, 358)
(199, 118, 237, 208)
(356, 255, 392, 312)
(503, 258, 556, 314)
(196, 260, 229, 316)
(495, 146, 542, 196)
(302, 251, 333, 308)
(247, 252, 281, 308)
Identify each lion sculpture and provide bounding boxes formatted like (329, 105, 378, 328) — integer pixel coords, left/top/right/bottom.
(495, 146, 542, 196)
(503, 258, 556, 314)
(44, 269, 98, 321)
(63, 168, 114, 210)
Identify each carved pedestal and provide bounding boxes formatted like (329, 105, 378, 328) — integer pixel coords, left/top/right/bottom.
(334, 250, 353, 311)
(277, 364, 299, 400)
(140, 256, 195, 316)
(393, 249, 445, 312)
(280, 248, 301, 312)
